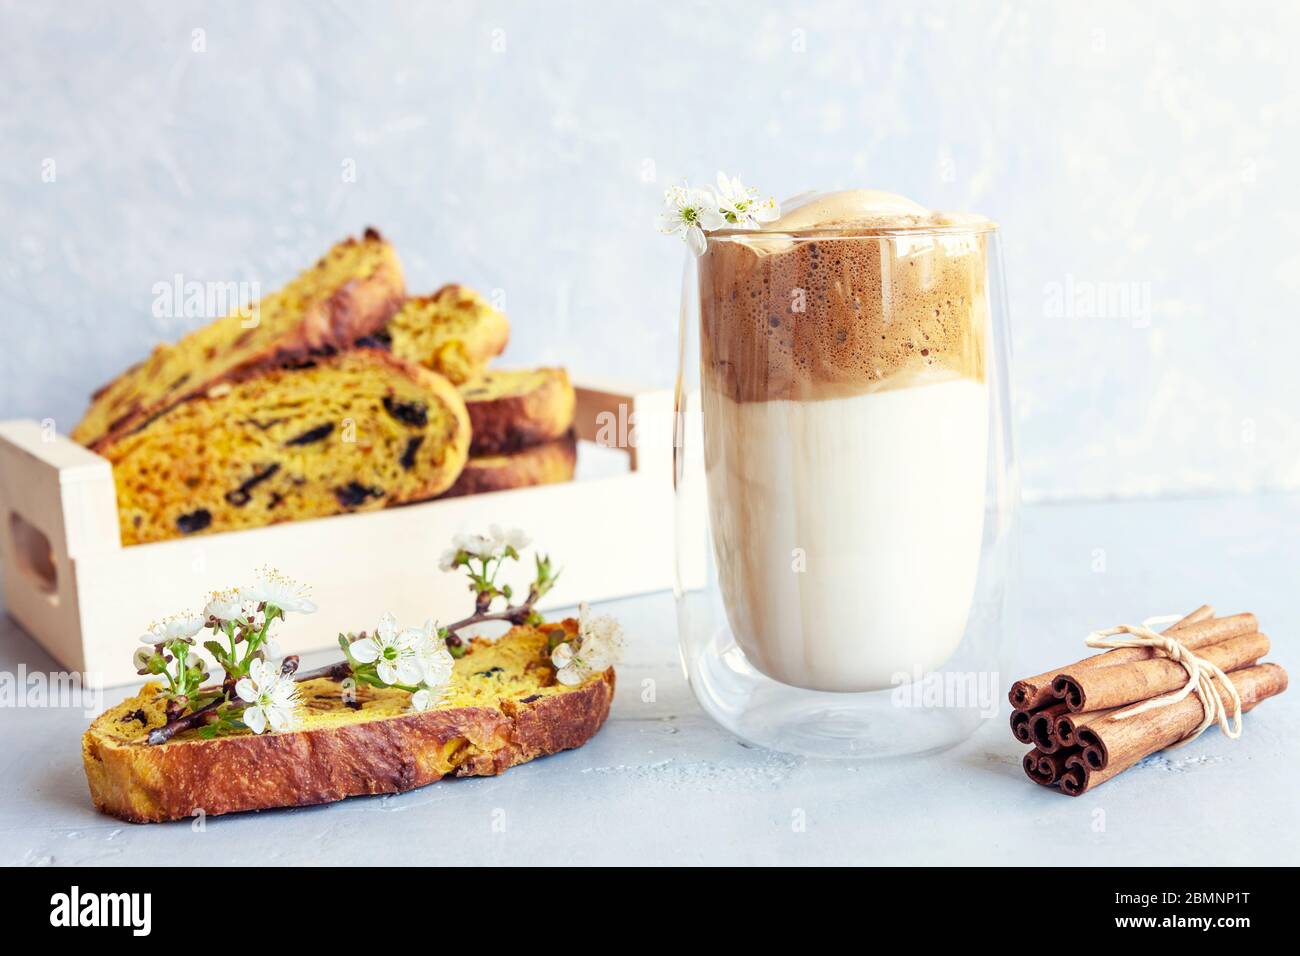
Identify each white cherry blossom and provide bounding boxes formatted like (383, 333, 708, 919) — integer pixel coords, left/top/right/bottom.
(714, 172, 780, 229)
(235, 658, 302, 735)
(241, 569, 317, 614)
(489, 525, 530, 553)
(349, 612, 423, 686)
(452, 532, 497, 560)
(139, 611, 204, 646)
(203, 589, 264, 628)
(552, 602, 624, 686)
(657, 185, 725, 256)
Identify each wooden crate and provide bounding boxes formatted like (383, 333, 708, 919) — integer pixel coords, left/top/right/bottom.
(0, 382, 704, 688)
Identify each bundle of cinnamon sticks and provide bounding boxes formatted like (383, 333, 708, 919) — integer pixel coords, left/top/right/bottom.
(1009, 605, 1288, 795)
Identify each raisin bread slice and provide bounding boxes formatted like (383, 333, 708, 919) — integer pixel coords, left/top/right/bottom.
(83, 619, 615, 823)
(375, 285, 510, 384)
(73, 229, 404, 450)
(460, 367, 576, 454)
(102, 349, 470, 545)
(442, 431, 577, 498)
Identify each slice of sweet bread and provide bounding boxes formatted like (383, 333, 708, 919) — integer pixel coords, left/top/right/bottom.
(83, 619, 614, 823)
(442, 431, 577, 498)
(73, 229, 404, 450)
(375, 285, 510, 384)
(459, 367, 576, 454)
(102, 349, 470, 545)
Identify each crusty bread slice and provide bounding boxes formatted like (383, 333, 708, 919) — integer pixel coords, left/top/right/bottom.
(377, 285, 510, 385)
(460, 367, 576, 455)
(442, 431, 577, 498)
(102, 349, 470, 545)
(74, 229, 404, 450)
(83, 619, 614, 823)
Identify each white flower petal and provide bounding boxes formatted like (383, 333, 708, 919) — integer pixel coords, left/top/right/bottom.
(376, 660, 399, 685)
(396, 659, 424, 686)
(248, 658, 276, 685)
(235, 677, 257, 703)
(417, 630, 454, 684)
(265, 702, 294, 733)
(240, 569, 316, 614)
(686, 225, 707, 256)
(657, 214, 687, 237)
(551, 642, 575, 668)
(349, 636, 381, 664)
(243, 705, 268, 735)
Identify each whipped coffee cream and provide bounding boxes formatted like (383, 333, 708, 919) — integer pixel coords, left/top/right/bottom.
(700, 190, 990, 404)
(698, 191, 992, 692)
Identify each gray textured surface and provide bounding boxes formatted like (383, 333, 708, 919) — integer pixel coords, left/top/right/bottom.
(3, 1, 1300, 500)
(1, 494, 1295, 866)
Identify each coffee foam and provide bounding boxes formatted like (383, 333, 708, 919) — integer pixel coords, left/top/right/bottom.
(767, 189, 933, 231)
(699, 191, 990, 403)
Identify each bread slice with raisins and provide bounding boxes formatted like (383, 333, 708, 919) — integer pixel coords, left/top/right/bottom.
(82, 619, 614, 823)
(442, 431, 577, 498)
(101, 349, 470, 545)
(459, 367, 576, 455)
(73, 229, 405, 450)
(373, 285, 510, 384)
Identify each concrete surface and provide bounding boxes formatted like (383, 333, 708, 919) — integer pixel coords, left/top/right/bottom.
(1, 494, 1295, 865)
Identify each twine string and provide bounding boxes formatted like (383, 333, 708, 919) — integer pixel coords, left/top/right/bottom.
(1083, 614, 1242, 746)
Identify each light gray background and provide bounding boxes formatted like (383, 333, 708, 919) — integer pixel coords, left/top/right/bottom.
(3, 0, 1298, 501)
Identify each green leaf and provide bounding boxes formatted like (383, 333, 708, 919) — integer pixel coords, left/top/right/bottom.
(202, 640, 229, 668)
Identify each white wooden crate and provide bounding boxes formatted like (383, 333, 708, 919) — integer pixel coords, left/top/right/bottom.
(0, 382, 704, 688)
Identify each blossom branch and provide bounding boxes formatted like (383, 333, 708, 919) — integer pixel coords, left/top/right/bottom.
(142, 528, 562, 745)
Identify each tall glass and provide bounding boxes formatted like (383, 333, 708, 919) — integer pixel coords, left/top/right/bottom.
(673, 211, 1019, 758)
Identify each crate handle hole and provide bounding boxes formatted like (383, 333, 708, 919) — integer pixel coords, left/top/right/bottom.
(8, 511, 59, 602)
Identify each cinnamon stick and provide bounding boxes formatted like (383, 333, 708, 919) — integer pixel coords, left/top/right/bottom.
(1058, 663, 1289, 796)
(1007, 605, 1220, 711)
(1027, 701, 1070, 753)
(1054, 706, 1121, 748)
(1010, 709, 1034, 745)
(1052, 631, 1270, 713)
(1022, 748, 1053, 784)
(1026, 746, 1079, 785)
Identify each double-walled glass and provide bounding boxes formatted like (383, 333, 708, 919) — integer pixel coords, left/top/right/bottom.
(674, 215, 1018, 758)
